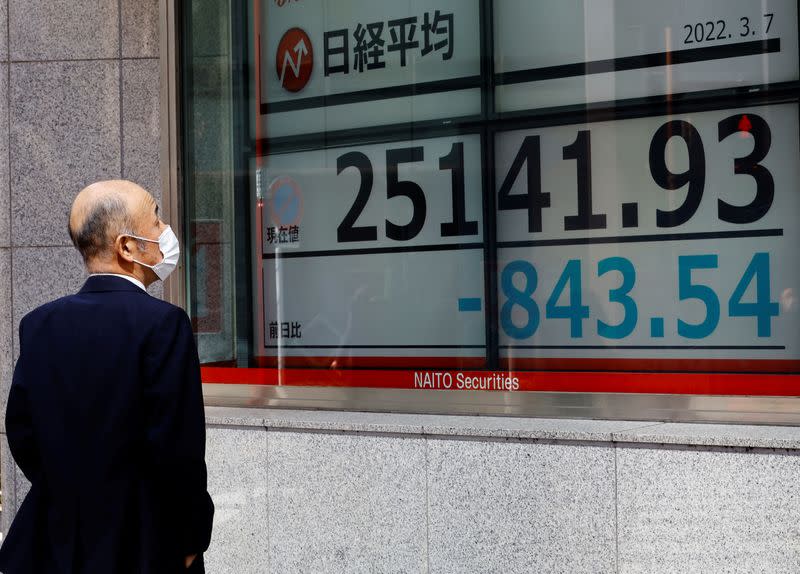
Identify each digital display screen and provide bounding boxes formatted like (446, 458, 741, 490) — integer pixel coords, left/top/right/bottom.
(244, 0, 800, 393)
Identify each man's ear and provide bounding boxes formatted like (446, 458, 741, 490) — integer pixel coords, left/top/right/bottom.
(115, 235, 135, 263)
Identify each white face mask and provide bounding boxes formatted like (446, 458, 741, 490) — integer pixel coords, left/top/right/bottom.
(126, 226, 180, 281)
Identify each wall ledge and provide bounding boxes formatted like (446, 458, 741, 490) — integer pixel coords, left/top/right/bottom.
(205, 406, 800, 449)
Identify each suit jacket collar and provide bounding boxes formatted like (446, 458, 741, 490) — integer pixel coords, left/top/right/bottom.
(79, 274, 149, 294)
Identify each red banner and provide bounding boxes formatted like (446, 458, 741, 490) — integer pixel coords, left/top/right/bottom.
(202, 366, 800, 396)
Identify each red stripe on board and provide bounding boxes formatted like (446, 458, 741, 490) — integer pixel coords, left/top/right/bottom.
(502, 358, 800, 374)
(248, 356, 800, 373)
(201, 367, 800, 396)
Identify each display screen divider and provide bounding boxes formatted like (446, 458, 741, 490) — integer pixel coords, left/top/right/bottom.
(492, 83, 799, 132)
(481, 0, 498, 369)
(257, 119, 489, 157)
(492, 82, 800, 128)
(481, 129, 499, 369)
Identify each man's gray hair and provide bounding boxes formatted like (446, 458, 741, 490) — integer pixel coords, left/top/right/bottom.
(68, 194, 134, 263)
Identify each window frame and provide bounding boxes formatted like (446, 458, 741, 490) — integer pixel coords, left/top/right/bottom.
(169, 0, 800, 424)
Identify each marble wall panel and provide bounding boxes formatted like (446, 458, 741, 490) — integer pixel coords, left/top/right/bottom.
(10, 61, 120, 247)
(9, 0, 118, 61)
(122, 59, 161, 202)
(0, 65, 8, 248)
(427, 438, 617, 574)
(121, 0, 159, 59)
(267, 430, 427, 574)
(617, 445, 800, 574)
(205, 426, 269, 574)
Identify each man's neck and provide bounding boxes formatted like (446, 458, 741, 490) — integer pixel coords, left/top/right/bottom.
(87, 263, 151, 288)
(89, 272, 147, 292)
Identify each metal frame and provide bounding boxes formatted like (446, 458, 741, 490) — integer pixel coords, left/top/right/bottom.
(160, 0, 187, 309)
(201, 384, 800, 425)
(164, 0, 800, 425)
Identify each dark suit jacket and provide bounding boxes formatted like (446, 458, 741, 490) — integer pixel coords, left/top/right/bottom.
(0, 275, 214, 573)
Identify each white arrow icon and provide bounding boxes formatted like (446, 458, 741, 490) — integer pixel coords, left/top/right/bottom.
(280, 38, 309, 85)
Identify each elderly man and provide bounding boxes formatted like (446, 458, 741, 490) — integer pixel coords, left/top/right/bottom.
(0, 180, 214, 573)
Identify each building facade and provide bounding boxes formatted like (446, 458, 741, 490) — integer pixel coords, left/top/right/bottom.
(3, 1, 800, 572)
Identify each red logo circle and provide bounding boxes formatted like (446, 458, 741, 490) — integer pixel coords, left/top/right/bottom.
(276, 28, 313, 93)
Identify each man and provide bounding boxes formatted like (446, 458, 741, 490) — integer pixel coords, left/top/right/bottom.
(0, 180, 214, 573)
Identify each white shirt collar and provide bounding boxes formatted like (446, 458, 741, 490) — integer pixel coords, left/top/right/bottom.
(89, 273, 147, 292)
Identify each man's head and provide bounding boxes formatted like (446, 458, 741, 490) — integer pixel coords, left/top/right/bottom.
(68, 180, 168, 286)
